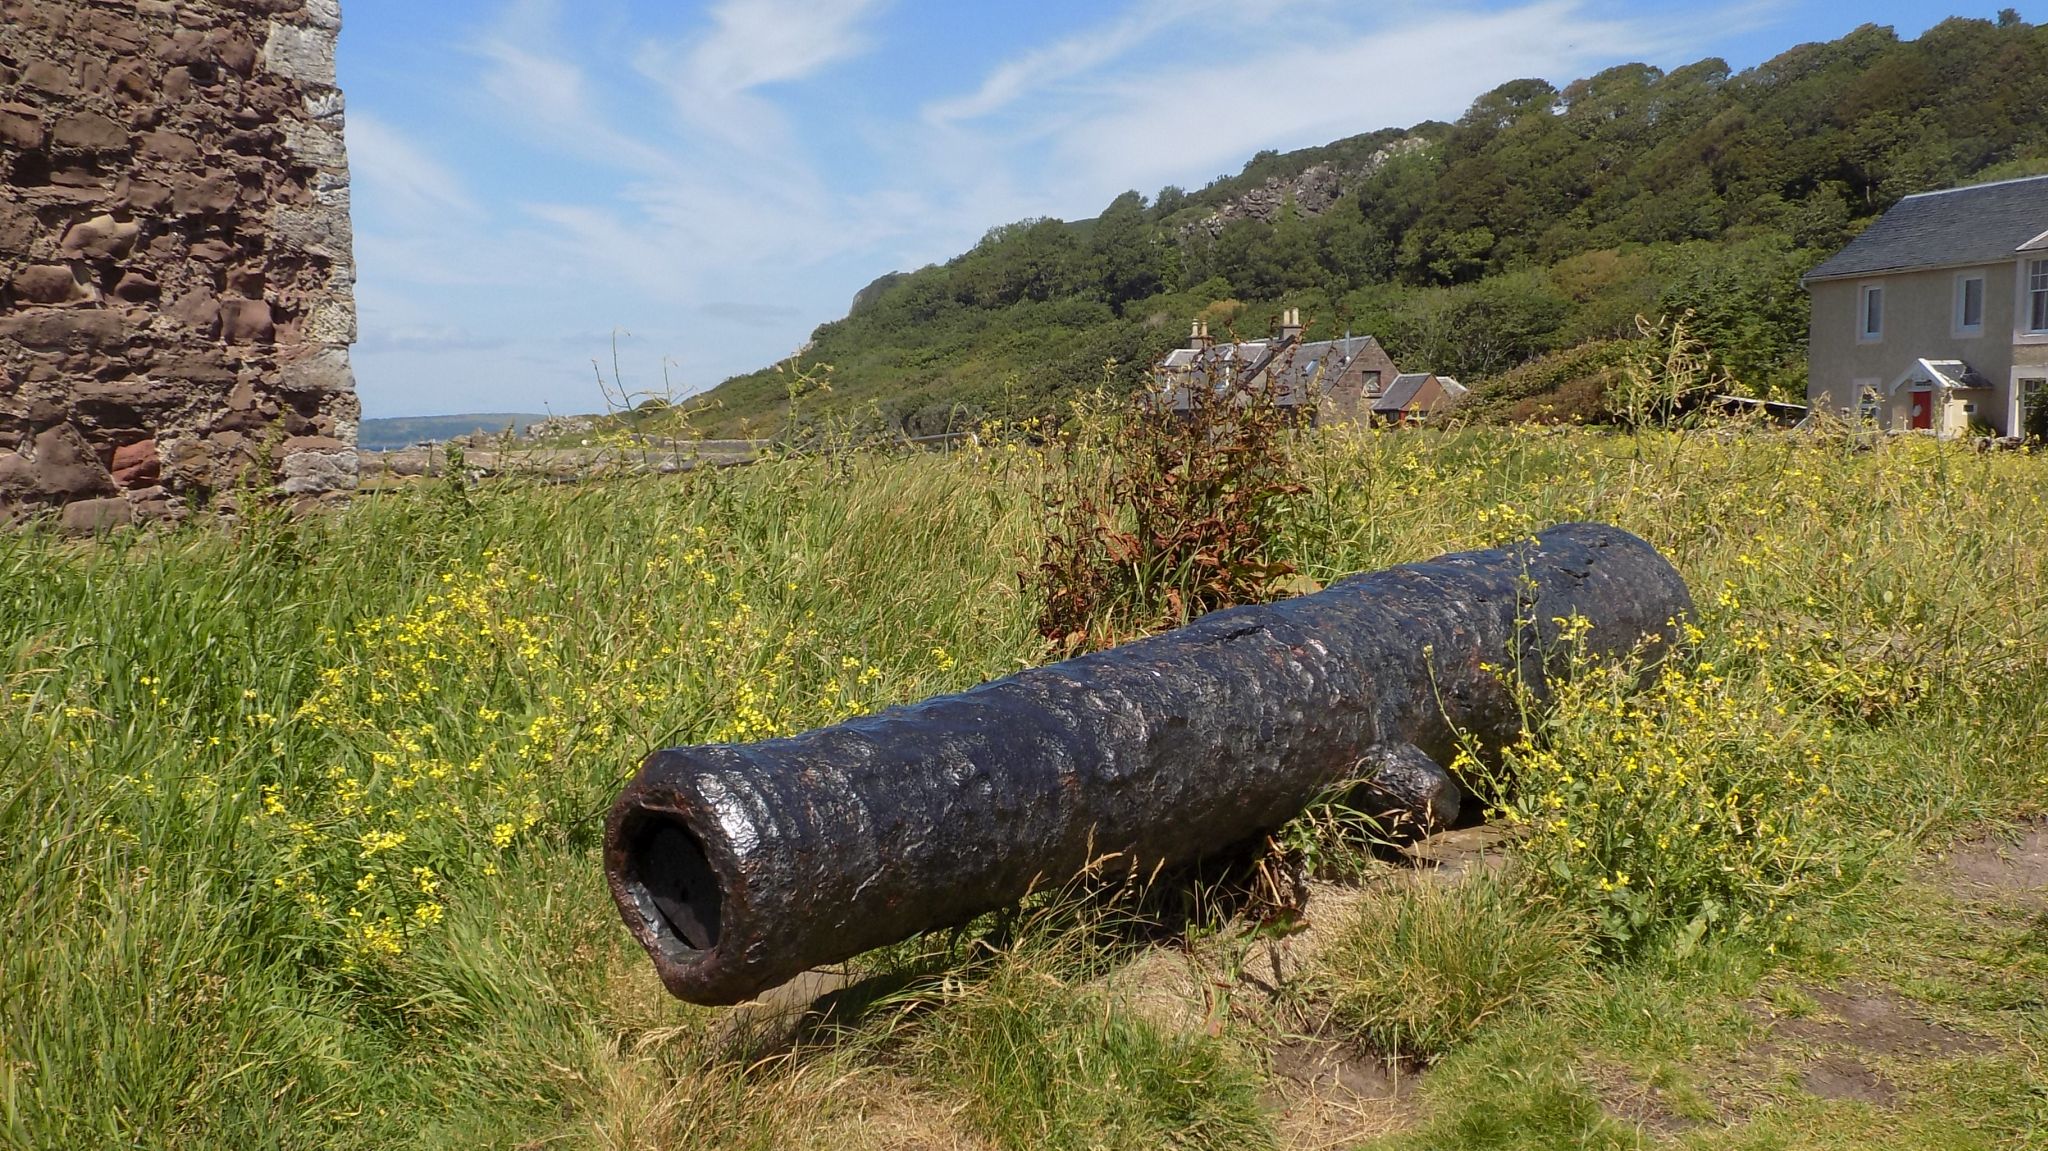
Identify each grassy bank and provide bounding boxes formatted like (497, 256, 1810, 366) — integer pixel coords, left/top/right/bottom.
(2, 426, 2044, 1148)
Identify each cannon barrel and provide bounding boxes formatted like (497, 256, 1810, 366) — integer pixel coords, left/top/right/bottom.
(606, 522, 1692, 1005)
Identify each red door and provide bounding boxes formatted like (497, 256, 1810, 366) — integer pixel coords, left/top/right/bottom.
(1910, 389, 1932, 430)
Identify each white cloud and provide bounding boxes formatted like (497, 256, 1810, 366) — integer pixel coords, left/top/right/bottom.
(923, 0, 1254, 125)
(927, 0, 1668, 219)
(345, 0, 1711, 417)
(347, 111, 478, 221)
(684, 0, 891, 97)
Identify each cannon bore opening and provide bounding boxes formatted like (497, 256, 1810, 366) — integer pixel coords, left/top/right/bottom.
(624, 818, 724, 955)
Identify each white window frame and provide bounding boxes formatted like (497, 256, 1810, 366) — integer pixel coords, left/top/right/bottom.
(1954, 272, 1985, 337)
(1858, 283, 1884, 343)
(2029, 259, 2048, 335)
(2022, 375, 2048, 439)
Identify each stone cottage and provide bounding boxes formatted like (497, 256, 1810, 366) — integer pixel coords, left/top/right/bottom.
(1154, 309, 1403, 425)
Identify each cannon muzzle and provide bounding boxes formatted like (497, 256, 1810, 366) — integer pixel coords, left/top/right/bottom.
(606, 522, 1692, 1005)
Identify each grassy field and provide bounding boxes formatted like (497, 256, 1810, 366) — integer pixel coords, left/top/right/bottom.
(3, 425, 2045, 1149)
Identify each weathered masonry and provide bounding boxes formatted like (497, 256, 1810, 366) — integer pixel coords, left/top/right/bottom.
(0, 0, 358, 528)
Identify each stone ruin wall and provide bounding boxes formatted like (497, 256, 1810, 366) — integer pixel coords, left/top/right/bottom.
(0, 0, 357, 529)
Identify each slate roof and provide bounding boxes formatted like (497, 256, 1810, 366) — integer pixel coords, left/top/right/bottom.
(1804, 175, 2048, 283)
(1372, 373, 1436, 412)
(1910, 358, 1995, 390)
(1156, 334, 1391, 408)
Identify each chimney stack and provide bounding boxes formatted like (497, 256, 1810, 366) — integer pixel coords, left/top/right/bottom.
(1280, 308, 1303, 342)
(1192, 318, 1213, 351)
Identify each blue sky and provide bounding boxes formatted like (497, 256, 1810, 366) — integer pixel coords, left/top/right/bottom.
(337, 0, 2033, 418)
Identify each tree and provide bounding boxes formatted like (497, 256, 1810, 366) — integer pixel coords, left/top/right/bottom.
(1092, 191, 1163, 312)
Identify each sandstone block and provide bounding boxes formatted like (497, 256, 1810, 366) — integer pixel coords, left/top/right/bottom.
(111, 62, 157, 102)
(221, 298, 275, 343)
(113, 271, 160, 301)
(137, 130, 199, 164)
(0, 104, 44, 149)
(52, 113, 129, 152)
(209, 29, 259, 76)
(21, 60, 76, 97)
(164, 349, 236, 388)
(0, 310, 126, 351)
(60, 497, 134, 534)
(116, 178, 172, 211)
(0, 452, 34, 496)
(78, 10, 147, 52)
(59, 214, 142, 259)
(162, 29, 213, 66)
(129, 492, 176, 523)
(31, 424, 116, 498)
(161, 67, 195, 103)
(0, 198, 37, 252)
(11, 264, 91, 305)
(172, 173, 240, 216)
(111, 438, 161, 488)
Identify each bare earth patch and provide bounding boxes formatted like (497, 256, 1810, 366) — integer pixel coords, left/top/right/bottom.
(1771, 985, 1990, 1060)
(1938, 822, 2048, 910)
(1265, 1035, 1421, 1151)
(1797, 1054, 1897, 1107)
(1583, 1060, 1702, 1139)
(1399, 824, 1514, 880)
(1673, 983, 2000, 1119)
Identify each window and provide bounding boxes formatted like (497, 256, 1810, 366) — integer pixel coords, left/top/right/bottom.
(1957, 274, 1985, 334)
(1860, 284, 1884, 340)
(2031, 260, 2048, 333)
(2024, 378, 2048, 441)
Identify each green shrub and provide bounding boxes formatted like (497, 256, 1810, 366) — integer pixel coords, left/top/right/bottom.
(1499, 654, 1842, 960)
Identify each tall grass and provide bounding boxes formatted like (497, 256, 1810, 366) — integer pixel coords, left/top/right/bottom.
(1317, 872, 1587, 1060)
(3, 426, 2046, 1146)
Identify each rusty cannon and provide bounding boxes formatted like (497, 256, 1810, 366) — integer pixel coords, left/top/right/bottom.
(606, 522, 1693, 1005)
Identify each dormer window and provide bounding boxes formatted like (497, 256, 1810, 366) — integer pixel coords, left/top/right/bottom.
(1859, 284, 1884, 341)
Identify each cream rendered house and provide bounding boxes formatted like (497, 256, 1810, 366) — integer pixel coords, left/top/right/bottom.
(1803, 174, 2048, 439)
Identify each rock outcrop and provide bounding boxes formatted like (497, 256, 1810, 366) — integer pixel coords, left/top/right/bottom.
(1180, 137, 1431, 241)
(0, 0, 358, 526)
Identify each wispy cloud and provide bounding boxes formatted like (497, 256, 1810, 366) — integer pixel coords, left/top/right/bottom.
(347, 111, 478, 220)
(924, 0, 1243, 125)
(684, 0, 892, 97)
(1048, 2, 1664, 198)
(346, 0, 1732, 417)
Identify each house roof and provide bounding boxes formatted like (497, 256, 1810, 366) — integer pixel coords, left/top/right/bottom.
(1158, 333, 1392, 399)
(1899, 357, 1995, 391)
(1372, 373, 1436, 412)
(1804, 175, 2048, 284)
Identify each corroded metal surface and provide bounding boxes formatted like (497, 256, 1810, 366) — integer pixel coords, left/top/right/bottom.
(606, 522, 1693, 1005)
(1348, 741, 1463, 840)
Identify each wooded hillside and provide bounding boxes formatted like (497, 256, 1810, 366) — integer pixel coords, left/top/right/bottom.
(690, 15, 2048, 436)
